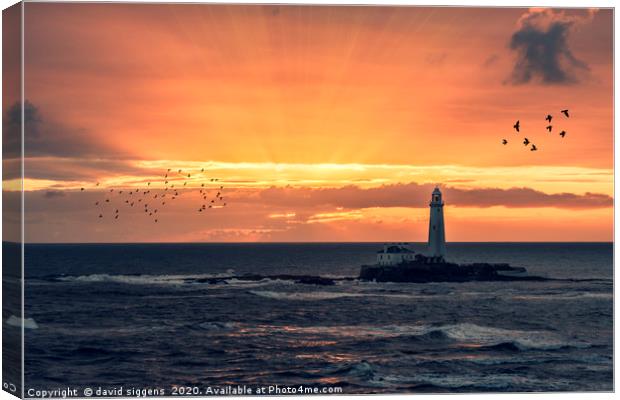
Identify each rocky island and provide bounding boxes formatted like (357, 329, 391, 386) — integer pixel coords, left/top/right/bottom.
(358, 252, 544, 283)
(357, 187, 545, 283)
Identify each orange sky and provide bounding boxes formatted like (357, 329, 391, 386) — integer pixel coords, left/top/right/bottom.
(4, 4, 613, 242)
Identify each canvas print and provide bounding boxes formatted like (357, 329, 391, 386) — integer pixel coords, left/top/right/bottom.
(2, 2, 614, 396)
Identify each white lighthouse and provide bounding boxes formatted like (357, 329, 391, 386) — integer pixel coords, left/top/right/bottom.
(428, 186, 447, 259)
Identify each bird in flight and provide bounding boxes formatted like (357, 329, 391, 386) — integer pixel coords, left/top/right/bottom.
(523, 138, 530, 146)
(545, 114, 553, 123)
(546, 125, 552, 132)
(559, 131, 566, 138)
(531, 145, 538, 151)
(513, 120, 520, 132)
(502, 139, 508, 145)
(561, 109, 569, 118)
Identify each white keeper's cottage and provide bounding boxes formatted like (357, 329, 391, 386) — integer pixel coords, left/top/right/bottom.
(376, 243, 415, 266)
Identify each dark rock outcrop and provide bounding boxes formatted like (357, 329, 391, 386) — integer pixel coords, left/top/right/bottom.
(294, 276, 336, 286)
(359, 256, 543, 283)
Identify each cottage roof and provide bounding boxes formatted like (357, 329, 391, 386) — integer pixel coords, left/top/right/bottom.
(377, 245, 414, 254)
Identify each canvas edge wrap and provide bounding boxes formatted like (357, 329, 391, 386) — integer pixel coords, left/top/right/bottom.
(3, 1, 24, 398)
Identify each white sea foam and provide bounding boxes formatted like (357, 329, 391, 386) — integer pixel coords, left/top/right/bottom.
(6, 315, 39, 329)
(436, 323, 583, 350)
(57, 270, 236, 286)
(248, 290, 425, 301)
(249, 290, 372, 300)
(223, 278, 295, 288)
(512, 292, 613, 301)
(54, 271, 309, 289)
(197, 321, 237, 330)
(247, 322, 589, 351)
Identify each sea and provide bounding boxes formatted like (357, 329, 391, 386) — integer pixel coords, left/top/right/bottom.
(11, 242, 615, 394)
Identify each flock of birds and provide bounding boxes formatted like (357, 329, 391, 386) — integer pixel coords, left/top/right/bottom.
(80, 168, 227, 222)
(77, 110, 573, 222)
(503, 109, 570, 152)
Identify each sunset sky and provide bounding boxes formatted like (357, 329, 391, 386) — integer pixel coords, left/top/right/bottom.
(4, 4, 613, 242)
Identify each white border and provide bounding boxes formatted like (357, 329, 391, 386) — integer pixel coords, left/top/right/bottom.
(0, 1, 616, 400)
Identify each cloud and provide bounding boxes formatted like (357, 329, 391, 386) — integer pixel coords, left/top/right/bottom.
(482, 54, 499, 68)
(3, 100, 134, 159)
(44, 190, 66, 199)
(508, 9, 594, 84)
(23, 157, 143, 182)
(19, 182, 611, 243)
(445, 186, 611, 208)
(258, 183, 612, 210)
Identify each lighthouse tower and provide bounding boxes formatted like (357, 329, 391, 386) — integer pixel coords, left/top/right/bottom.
(428, 186, 447, 260)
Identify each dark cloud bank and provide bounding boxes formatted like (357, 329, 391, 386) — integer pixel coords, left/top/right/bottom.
(509, 11, 590, 84)
(259, 183, 612, 210)
(3, 100, 133, 159)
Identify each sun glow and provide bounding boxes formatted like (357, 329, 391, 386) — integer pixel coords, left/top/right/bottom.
(16, 159, 613, 196)
(11, 4, 612, 242)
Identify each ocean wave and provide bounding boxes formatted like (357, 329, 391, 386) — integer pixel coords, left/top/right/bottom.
(196, 321, 237, 331)
(55, 270, 236, 286)
(248, 284, 612, 304)
(511, 292, 612, 301)
(247, 289, 433, 301)
(224, 278, 296, 288)
(48, 272, 316, 289)
(252, 322, 590, 351)
(249, 290, 369, 301)
(5, 315, 39, 329)
(381, 372, 572, 391)
(341, 361, 377, 380)
(434, 323, 590, 351)
(333, 360, 573, 390)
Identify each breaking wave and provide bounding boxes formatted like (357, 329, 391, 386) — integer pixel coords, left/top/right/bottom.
(255, 322, 590, 351)
(54, 271, 236, 286)
(249, 290, 369, 301)
(434, 323, 589, 350)
(511, 292, 613, 301)
(248, 290, 427, 301)
(6, 315, 39, 329)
